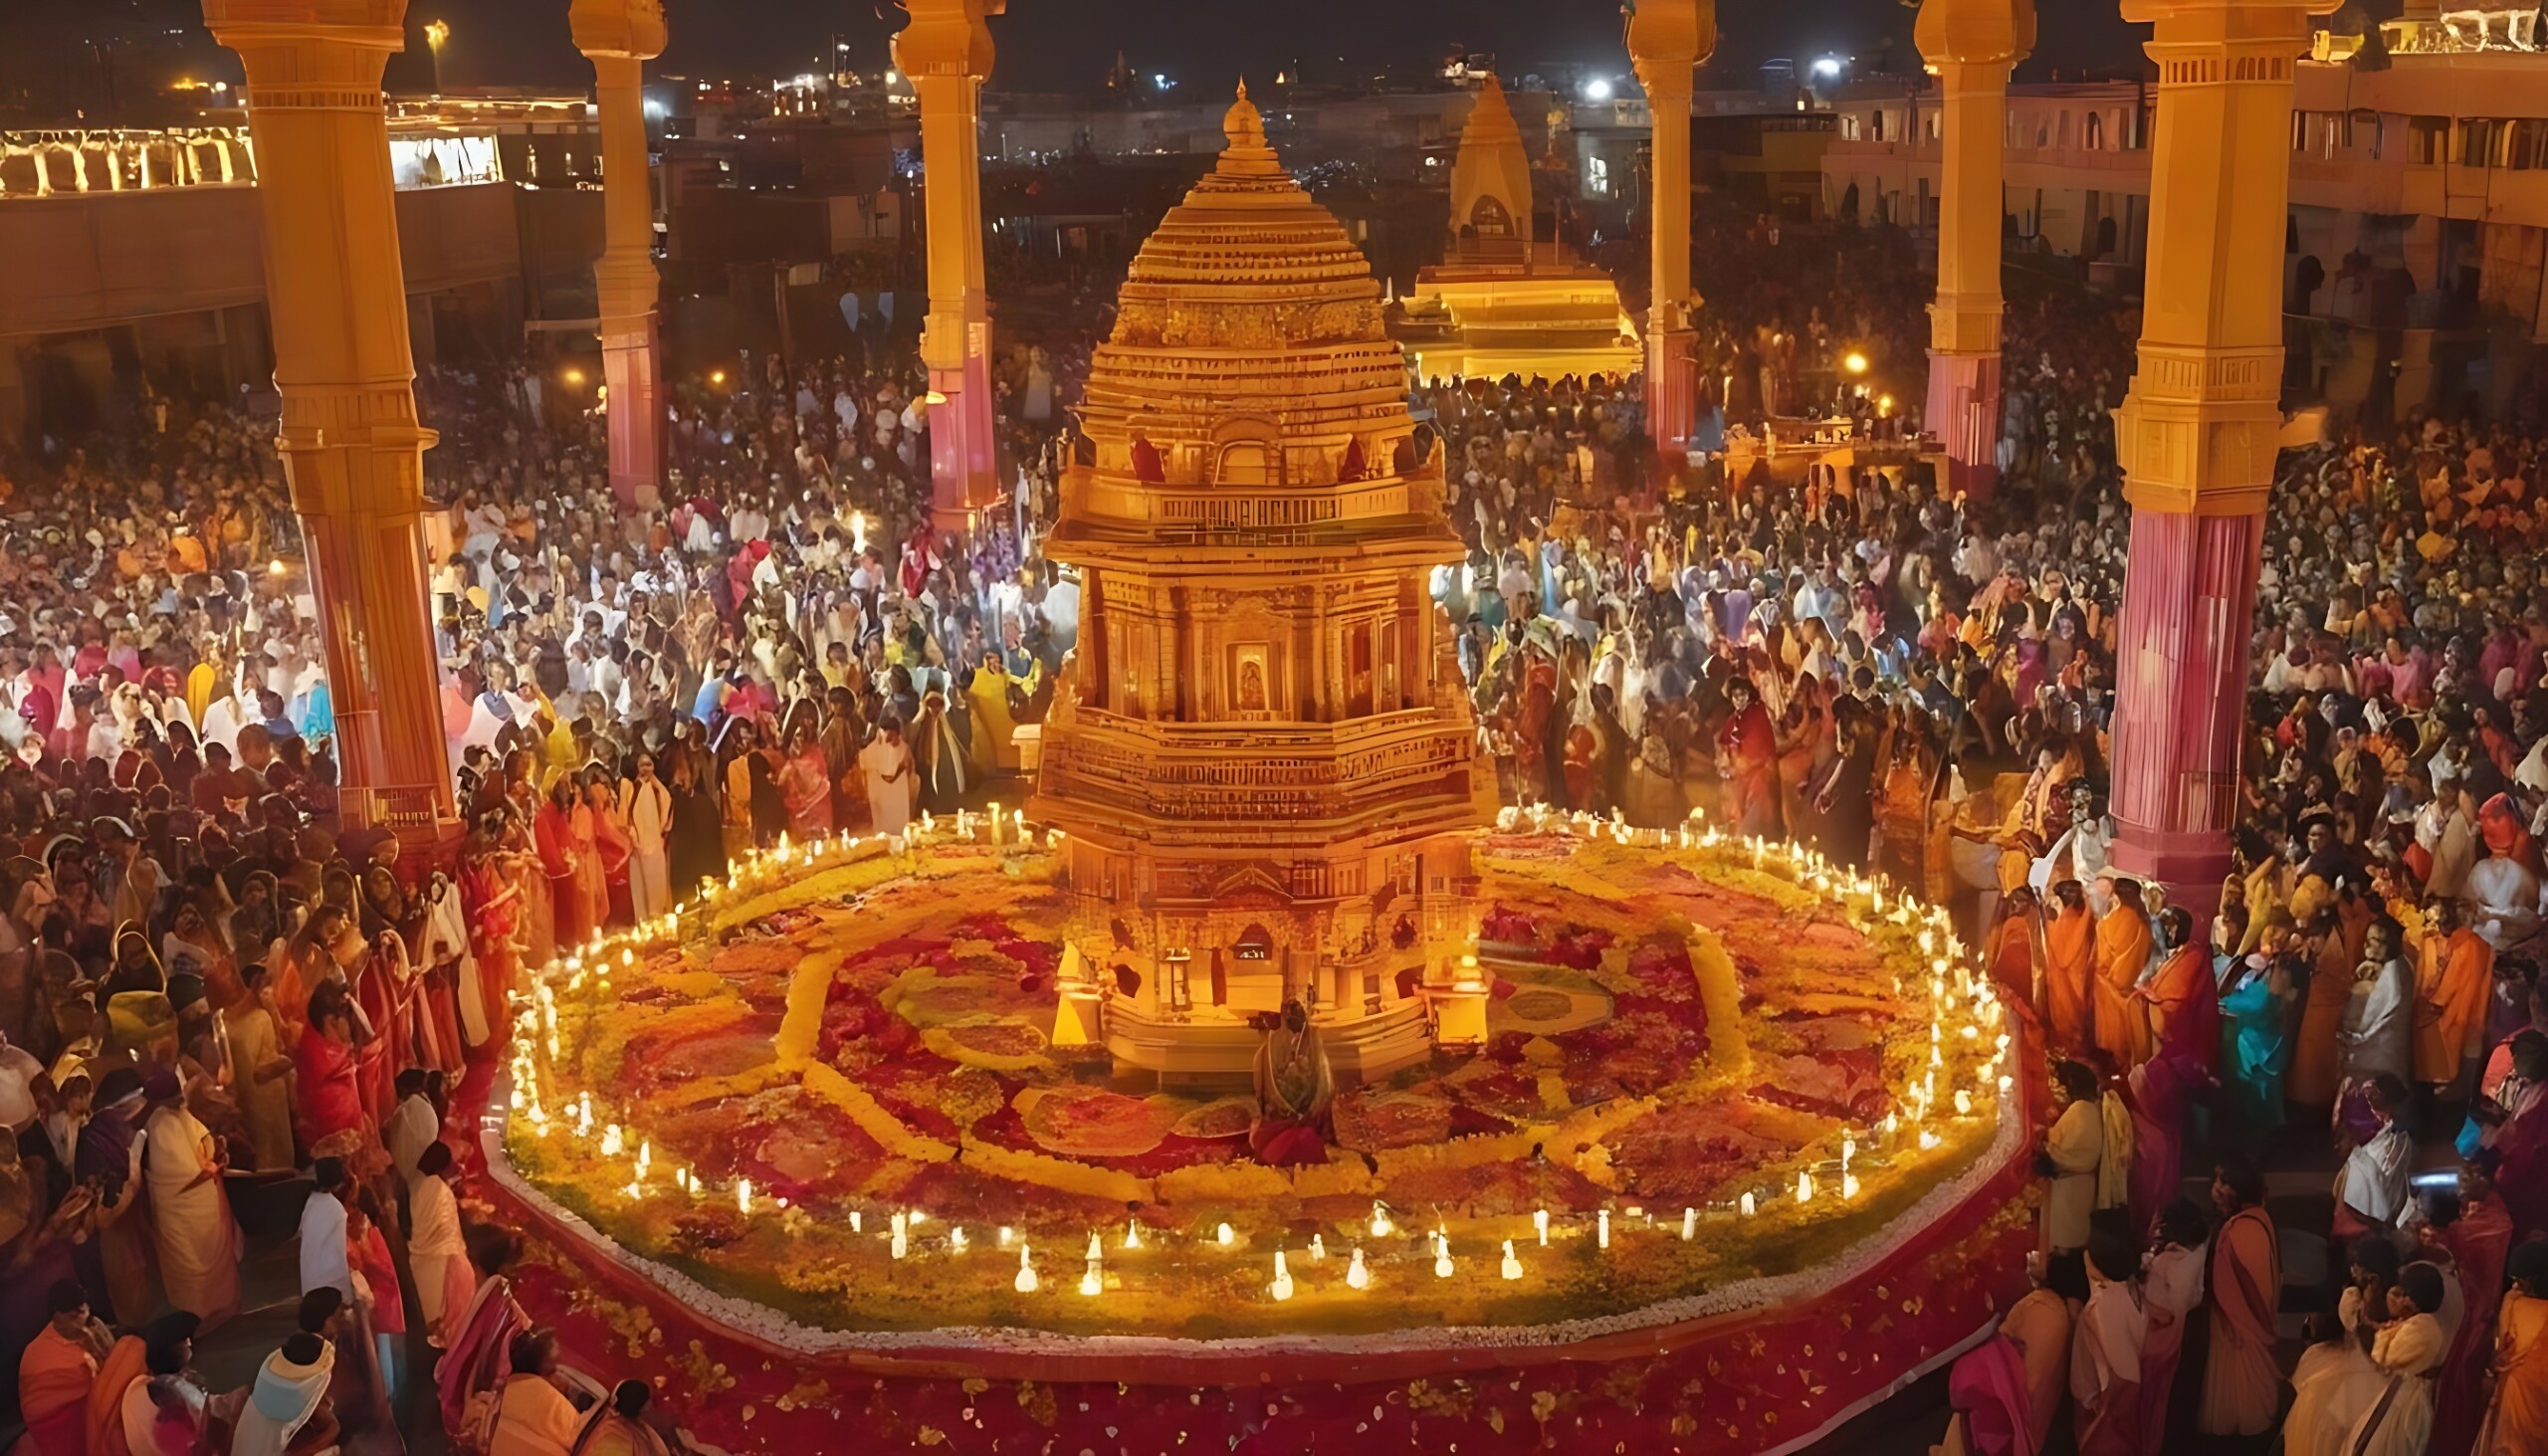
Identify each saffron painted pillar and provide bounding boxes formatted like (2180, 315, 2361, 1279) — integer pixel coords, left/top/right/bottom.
(2106, 0, 2336, 903)
(1915, 0, 2034, 501)
(896, 0, 1002, 536)
(202, 0, 456, 842)
(1624, 0, 1715, 459)
(571, 0, 667, 510)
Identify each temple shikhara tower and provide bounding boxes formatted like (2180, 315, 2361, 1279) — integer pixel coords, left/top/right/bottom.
(1392, 74, 1641, 385)
(1032, 86, 1497, 1085)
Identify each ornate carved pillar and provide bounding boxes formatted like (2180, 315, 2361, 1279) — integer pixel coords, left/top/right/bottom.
(2106, 0, 2337, 904)
(1624, 0, 1715, 460)
(203, 0, 456, 843)
(570, 0, 666, 510)
(1916, 0, 2034, 501)
(895, 0, 1002, 537)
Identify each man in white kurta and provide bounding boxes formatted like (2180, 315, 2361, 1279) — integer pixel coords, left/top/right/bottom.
(2340, 938, 2415, 1087)
(409, 1142, 471, 1337)
(619, 757, 674, 920)
(858, 722, 915, 838)
(297, 1159, 354, 1300)
(140, 1074, 241, 1326)
(2337, 1092, 2414, 1234)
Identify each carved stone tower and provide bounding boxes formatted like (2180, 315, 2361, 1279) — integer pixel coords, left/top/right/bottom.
(1031, 86, 1495, 1085)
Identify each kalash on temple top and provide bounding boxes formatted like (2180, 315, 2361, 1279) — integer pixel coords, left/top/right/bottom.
(1032, 82, 1501, 1086)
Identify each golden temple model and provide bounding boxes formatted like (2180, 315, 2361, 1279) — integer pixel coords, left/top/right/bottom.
(1031, 83, 1498, 1087)
(1390, 74, 1641, 386)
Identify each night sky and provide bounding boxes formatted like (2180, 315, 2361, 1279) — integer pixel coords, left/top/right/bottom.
(10, 1, 2143, 109)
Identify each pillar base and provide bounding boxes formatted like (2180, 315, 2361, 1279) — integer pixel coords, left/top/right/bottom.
(927, 343, 1000, 538)
(2105, 505, 2262, 915)
(1646, 325, 1699, 458)
(1924, 347, 2002, 502)
(600, 311, 665, 512)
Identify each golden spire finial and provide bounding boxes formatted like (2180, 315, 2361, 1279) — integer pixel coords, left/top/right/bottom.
(1222, 78, 1268, 156)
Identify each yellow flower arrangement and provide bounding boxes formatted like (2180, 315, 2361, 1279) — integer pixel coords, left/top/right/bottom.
(954, 1136, 1153, 1204)
(798, 1063, 956, 1163)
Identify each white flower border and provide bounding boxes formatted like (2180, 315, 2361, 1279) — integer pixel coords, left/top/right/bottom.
(474, 1038, 2020, 1362)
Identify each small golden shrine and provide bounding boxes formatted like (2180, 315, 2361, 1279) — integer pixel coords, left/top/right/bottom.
(1031, 84, 1498, 1086)
(1392, 74, 1642, 385)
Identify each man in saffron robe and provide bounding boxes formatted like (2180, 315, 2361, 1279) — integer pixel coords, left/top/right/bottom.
(571, 1379, 676, 1456)
(2472, 1238, 2548, 1455)
(19, 1280, 112, 1455)
(2091, 878, 2152, 1071)
(2135, 907, 2218, 1073)
(2001, 1253, 2076, 1455)
(2044, 879, 2095, 1054)
(2196, 1158, 2282, 1439)
(2415, 897, 2494, 1103)
(1984, 888, 2044, 1023)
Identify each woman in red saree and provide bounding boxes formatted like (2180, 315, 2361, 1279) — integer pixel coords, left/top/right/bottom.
(415, 873, 471, 1073)
(461, 825, 523, 1052)
(2492, 1033, 2548, 1238)
(2073, 1229, 2146, 1456)
(2125, 1053, 2202, 1241)
(293, 982, 367, 1162)
(438, 1228, 531, 1442)
(585, 774, 634, 928)
(1716, 676, 1780, 837)
(1931, 1332, 2033, 1456)
(2430, 1162, 2515, 1456)
(351, 936, 409, 1125)
(779, 720, 835, 840)
(531, 779, 581, 952)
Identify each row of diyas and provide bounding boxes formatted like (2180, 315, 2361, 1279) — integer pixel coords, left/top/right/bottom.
(500, 805, 2011, 1312)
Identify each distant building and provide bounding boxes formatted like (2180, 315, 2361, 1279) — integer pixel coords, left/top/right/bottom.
(0, 92, 606, 447)
(1817, 16, 2548, 419)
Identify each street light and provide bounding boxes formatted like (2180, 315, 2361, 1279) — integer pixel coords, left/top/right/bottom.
(424, 19, 450, 96)
(1842, 350, 1869, 375)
